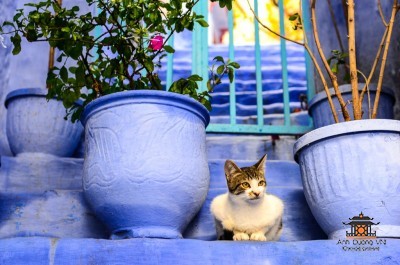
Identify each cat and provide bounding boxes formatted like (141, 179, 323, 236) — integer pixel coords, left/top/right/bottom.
(210, 154, 284, 241)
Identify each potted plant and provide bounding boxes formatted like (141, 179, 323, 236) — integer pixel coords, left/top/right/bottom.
(249, 0, 400, 239)
(1, 0, 84, 158)
(0, 0, 239, 239)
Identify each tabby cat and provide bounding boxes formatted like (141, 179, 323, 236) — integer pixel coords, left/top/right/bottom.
(210, 154, 284, 241)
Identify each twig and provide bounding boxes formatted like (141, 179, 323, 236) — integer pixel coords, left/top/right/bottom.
(327, 0, 345, 52)
(346, 0, 361, 119)
(378, 0, 388, 26)
(356, 69, 370, 118)
(311, 0, 350, 121)
(372, 0, 398, 118)
(360, 27, 388, 103)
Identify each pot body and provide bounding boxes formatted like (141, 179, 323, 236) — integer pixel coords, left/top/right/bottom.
(294, 119, 400, 239)
(5, 88, 83, 157)
(309, 84, 395, 128)
(81, 90, 210, 239)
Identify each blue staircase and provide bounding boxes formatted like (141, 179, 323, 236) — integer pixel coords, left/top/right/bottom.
(1, 44, 399, 264)
(158, 44, 309, 126)
(1, 137, 399, 264)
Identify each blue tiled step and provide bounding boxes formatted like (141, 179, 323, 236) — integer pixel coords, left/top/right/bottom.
(1, 237, 399, 264)
(0, 156, 324, 241)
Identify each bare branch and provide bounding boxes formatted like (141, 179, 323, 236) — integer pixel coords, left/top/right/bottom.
(360, 27, 388, 103)
(346, 0, 361, 119)
(327, 0, 345, 52)
(304, 45, 339, 123)
(372, 0, 399, 118)
(246, 0, 303, 46)
(311, 0, 350, 121)
(378, 0, 388, 26)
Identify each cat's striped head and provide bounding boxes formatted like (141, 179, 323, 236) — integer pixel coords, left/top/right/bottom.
(224, 154, 267, 202)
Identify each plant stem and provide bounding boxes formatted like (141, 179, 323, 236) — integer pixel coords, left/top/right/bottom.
(378, 0, 388, 26)
(360, 27, 388, 103)
(311, 0, 350, 121)
(346, 0, 361, 120)
(327, 0, 345, 52)
(47, 0, 63, 90)
(372, 0, 398, 118)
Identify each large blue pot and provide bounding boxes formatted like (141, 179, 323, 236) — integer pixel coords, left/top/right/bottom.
(5, 88, 83, 157)
(309, 84, 395, 128)
(81, 90, 210, 239)
(294, 119, 400, 239)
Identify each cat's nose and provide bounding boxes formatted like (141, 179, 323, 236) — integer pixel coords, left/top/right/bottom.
(253, 192, 260, 197)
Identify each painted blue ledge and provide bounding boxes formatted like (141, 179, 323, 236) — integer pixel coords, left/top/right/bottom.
(1, 237, 399, 265)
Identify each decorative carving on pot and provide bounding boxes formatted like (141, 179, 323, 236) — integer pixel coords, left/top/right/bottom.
(81, 90, 210, 239)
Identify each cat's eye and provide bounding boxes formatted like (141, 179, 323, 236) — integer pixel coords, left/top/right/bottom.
(258, 180, 266, 186)
(241, 182, 250, 189)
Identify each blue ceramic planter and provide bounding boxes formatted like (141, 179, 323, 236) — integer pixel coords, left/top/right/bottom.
(294, 119, 400, 239)
(309, 84, 395, 128)
(5, 88, 83, 157)
(81, 90, 210, 239)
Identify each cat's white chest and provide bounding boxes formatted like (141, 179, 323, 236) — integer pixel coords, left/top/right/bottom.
(211, 193, 283, 234)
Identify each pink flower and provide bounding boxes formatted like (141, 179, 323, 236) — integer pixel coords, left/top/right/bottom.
(149, 35, 164, 51)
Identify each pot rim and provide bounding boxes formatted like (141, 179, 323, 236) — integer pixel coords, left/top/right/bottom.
(5, 88, 47, 108)
(293, 119, 400, 162)
(81, 90, 210, 127)
(5, 88, 83, 108)
(308, 83, 395, 112)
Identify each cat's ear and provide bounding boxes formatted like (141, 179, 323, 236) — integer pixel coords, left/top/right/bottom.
(254, 154, 267, 172)
(224, 159, 241, 182)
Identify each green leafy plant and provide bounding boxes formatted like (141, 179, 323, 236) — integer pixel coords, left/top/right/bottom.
(0, 0, 239, 122)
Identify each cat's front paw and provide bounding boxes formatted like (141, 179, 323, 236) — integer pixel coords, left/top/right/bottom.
(250, 232, 267, 241)
(233, 232, 250, 241)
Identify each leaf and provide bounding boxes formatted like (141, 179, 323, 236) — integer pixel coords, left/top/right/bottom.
(56, 53, 63, 63)
(164, 45, 175, 53)
(228, 62, 240, 69)
(2, 21, 15, 27)
(69, 44, 82, 60)
(10, 34, 21, 55)
(143, 61, 154, 72)
(213, 56, 224, 63)
(60, 66, 68, 82)
(228, 68, 234, 83)
(71, 6, 80, 12)
(216, 65, 225, 75)
(196, 19, 209, 27)
(289, 14, 298, 21)
(331, 62, 338, 74)
(188, 74, 203, 81)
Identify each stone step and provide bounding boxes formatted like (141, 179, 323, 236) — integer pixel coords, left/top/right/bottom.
(1, 237, 398, 264)
(0, 155, 326, 241)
